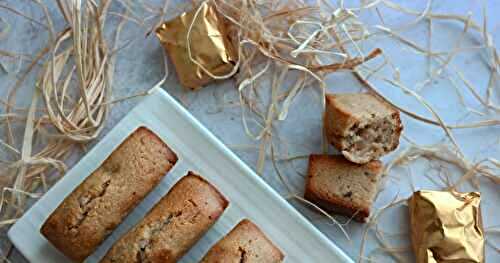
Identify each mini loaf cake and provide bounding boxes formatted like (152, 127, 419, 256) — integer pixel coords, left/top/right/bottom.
(324, 93, 403, 164)
(41, 127, 178, 262)
(100, 172, 229, 263)
(304, 155, 382, 222)
(200, 219, 284, 263)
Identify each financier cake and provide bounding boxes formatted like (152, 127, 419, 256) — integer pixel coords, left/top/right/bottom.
(200, 219, 284, 263)
(324, 93, 403, 164)
(41, 127, 178, 262)
(100, 172, 229, 263)
(304, 155, 383, 222)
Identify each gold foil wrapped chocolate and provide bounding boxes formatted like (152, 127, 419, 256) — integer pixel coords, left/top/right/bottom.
(156, 2, 237, 89)
(408, 190, 484, 263)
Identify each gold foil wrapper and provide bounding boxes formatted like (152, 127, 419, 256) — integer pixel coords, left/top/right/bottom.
(156, 2, 237, 89)
(408, 190, 484, 263)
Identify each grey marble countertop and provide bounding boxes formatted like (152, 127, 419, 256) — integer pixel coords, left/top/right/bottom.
(1, 0, 499, 262)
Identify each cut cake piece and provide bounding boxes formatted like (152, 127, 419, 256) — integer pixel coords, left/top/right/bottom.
(324, 93, 403, 164)
(304, 154, 383, 222)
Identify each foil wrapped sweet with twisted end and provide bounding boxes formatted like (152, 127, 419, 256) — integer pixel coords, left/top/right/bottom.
(156, 2, 237, 90)
(408, 190, 484, 263)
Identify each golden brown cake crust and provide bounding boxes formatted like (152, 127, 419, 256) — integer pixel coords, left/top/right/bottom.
(324, 94, 359, 138)
(304, 155, 382, 222)
(40, 127, 178, 262)
(324, 93, 403, 164)
(200, 219, 284, 263)
(100, 172, 229, 263)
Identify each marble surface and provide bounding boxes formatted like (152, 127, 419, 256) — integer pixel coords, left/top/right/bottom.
(1, 0, 499, 262)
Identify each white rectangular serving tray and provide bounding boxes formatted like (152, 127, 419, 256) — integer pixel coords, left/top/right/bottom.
(8, 86, 353, 263)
